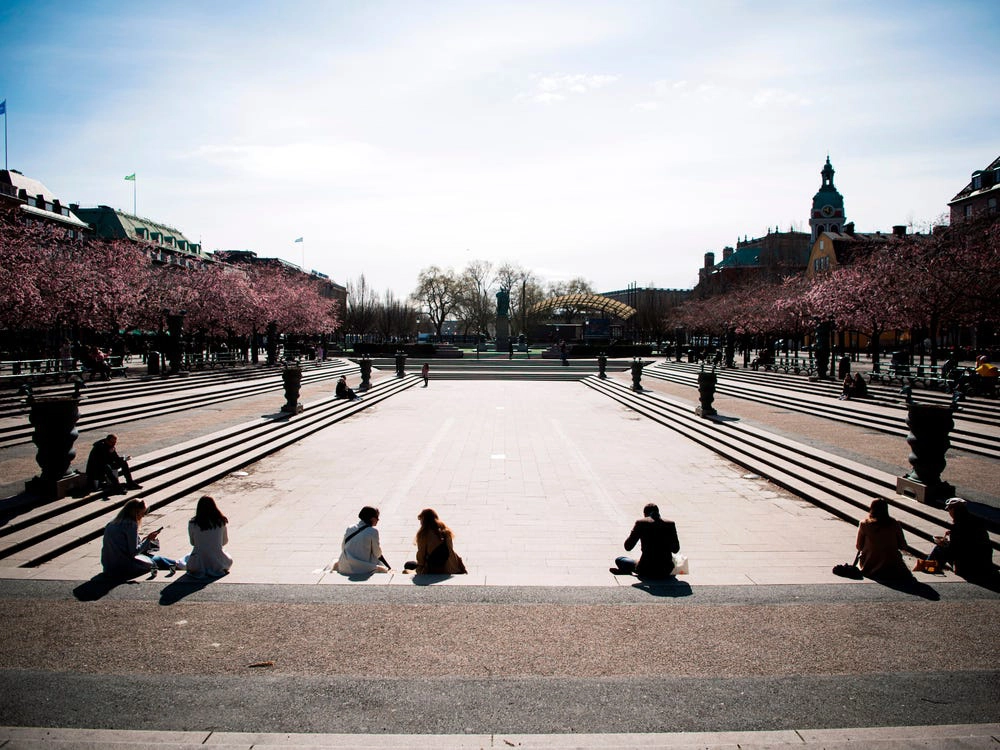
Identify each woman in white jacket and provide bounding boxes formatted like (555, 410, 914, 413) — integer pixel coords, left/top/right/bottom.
(334, 506, 391, 574)
(183, 495, 233, 577)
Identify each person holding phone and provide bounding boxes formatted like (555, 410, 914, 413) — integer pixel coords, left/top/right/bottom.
(101, 499, 178, 579)
(86, 434, 142, 495)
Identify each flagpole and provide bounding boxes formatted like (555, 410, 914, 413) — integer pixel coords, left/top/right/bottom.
(294, 237, 304, 269)
(133, 176, 136, 216)
(2, 100, 7, 172)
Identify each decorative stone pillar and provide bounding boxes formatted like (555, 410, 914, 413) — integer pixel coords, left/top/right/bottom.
(815, 320, 832, 379)
(25, 396, 86, 499)
(394, 351, 407, 377)
(359, 356, 372, 391)
(838, 355, 851, 380)
(896, 403, 955, 505)
(630, 358, 644, 391)
(724, 328, 736, 369)
(280, 363, 303, 414)
(266, 321, 279, 366)
(166, 311, 186, 374)
(598, 352, 608, 379)
(696, 371, 718, 417)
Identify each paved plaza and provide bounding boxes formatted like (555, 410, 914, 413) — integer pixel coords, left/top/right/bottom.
(21, 379, 896, 586)
(1, 368, 998, 746)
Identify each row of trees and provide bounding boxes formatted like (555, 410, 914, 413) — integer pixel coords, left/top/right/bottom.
(6, 203, 995, 362)
(0, 210, 341, 354)
(410, 261, 596, 340)
(340, 261, 603, 343)
(670, 215, 1000, 362)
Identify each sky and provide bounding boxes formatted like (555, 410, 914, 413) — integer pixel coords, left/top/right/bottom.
(2, 0, 998, 297)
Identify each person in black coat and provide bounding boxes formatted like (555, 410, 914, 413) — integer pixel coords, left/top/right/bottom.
(335, 375, 359, 400)
(612, 503, 680, 578)
(86, 434, 141, 494)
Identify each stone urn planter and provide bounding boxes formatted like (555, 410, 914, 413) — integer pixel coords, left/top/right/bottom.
(630, 359, 644, 391)
(598, 353, 608, 379)
(281, 364, 304, 414)
(896, 402, 955, 505)
(394, 351, 407, 378)
(26, 396, 85, 499)
(359, 356, 372, 391)
(696, 371, 718, 417)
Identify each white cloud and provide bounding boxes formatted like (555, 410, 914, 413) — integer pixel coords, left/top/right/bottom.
(517, 73, 620, 103)
(751, 88, 812, 108)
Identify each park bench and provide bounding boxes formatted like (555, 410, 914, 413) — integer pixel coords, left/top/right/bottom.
(80, 355, 127, 381)
(867, 364, 914, 387)
(209, 352, 244, 367)
(0, 358, 82, 386)
(910, 364, 953, 391)
(773, 356, 816, 375)
(184, 353, 207, 370)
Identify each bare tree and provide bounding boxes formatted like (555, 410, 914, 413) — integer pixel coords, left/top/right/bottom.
(496, 262, 546, 338)
(454, 259, 495, 338)
(546, 277, 595, 324)
(344, 274, 379, 339)
(412, 265, 459, 340)
(377, 288, 419, 341)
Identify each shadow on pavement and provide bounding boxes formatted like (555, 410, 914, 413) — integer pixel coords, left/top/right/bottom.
(869, 574, 940, 600)
(632, 579, 693, 597)
(159, 572, 228, 605)
(72, 573, 140, 601)
(410, 573, 458, 586)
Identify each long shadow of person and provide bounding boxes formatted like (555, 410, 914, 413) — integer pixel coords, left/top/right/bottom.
(159, 572, 228, 605)
(632, 578, 693, 598)
(410, 573, 455, 586)
(72, 573, 139, 601)
(868, 574, 940, 601)
(955, 571, 1000, 593)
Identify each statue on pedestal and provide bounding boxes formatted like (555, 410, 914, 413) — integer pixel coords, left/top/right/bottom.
(496, 288, 510, 319)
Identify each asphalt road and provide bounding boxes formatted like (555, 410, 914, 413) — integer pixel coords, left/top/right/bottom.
(1, 579, 997, 734)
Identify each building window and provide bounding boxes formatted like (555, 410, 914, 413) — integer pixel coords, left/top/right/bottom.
(819, 239, 825, 250)
(989, 197, 997, 215)
(964, 205, 973, 218)
(972, 174, 982, 190)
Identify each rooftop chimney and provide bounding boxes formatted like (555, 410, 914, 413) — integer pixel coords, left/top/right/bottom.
(722, 247, 734, 261)
(704, 251, 715, 269)
(892, 225, 906, 238)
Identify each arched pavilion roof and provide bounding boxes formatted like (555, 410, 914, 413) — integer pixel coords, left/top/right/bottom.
(527, 293, 637, 320)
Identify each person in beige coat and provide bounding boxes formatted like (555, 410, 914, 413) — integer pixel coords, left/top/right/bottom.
(410, 508, 466, 575)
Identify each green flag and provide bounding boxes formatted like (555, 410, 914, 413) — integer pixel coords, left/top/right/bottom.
(124, 173, 135, 181)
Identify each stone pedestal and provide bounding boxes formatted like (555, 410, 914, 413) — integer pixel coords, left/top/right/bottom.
(359, 357, 372, 391)
(896, 403, 955, 505)
(630, 359, 644, 391)
(696, 371, 718, 417)
(394, 351, 407, 377)
(598, 353, 608, 379)
(280, 365, 304, 414)
(25, 396, 86, 499)
(495, 318, 510, 356)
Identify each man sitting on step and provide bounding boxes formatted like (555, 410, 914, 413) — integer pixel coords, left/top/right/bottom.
(86, 434, 142, 495)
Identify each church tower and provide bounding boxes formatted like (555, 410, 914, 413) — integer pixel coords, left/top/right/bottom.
(809, 156, 846, 242)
